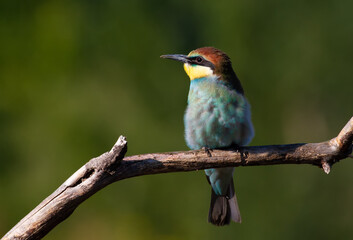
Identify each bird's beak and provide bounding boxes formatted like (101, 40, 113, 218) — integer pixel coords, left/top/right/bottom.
(160, 54, 189, 63)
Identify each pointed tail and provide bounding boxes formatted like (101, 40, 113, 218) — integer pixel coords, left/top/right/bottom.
(208, 179, 241, 226)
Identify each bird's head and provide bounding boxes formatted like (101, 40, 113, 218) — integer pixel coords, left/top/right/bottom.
(161, 47, 244, 93)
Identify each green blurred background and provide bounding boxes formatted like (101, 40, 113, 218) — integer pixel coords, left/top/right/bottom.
(1, 0, 352, 239)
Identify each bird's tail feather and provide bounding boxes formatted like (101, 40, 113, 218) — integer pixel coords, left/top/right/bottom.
(208, 179, 241, 226)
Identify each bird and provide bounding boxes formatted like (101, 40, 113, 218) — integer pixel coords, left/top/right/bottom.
(161, 47, 254, 226)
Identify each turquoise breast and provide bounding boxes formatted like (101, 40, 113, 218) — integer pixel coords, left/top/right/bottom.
(184, 76, 250, 150)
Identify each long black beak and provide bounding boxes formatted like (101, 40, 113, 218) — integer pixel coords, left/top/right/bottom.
(160, 54, 189, 63)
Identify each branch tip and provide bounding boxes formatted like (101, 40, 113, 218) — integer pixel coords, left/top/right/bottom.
(110, 135, 127, 153)
(321, 161, 331, 174)
(117, 135, 127, 145)
(334, 117, 353, 150)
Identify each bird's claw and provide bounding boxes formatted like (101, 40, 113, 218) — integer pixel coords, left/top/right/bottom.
(202, 147, 213, 157)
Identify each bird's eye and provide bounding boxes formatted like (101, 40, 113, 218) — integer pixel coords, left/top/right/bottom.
(196, 57, 203, 63)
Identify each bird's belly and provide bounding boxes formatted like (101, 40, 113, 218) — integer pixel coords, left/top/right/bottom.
(184, 100, 242, 150)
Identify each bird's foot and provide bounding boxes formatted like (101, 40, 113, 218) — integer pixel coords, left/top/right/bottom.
(202, 147, 213, 157)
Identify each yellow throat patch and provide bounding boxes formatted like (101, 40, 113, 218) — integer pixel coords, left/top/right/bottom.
(183, 63, 214, 80)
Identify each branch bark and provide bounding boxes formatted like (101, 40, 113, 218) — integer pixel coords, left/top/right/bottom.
(2, 117, 353, 240)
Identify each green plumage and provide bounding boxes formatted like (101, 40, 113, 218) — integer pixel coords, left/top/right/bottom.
(161, 47, 254, 226)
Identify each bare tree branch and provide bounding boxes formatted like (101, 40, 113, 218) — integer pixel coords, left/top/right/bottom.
(2, 117, 352, 240)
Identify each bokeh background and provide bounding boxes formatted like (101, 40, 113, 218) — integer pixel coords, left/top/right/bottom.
(1, 0, 353, 239)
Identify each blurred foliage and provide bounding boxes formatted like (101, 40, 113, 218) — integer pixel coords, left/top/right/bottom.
(1, 0, 353, 239)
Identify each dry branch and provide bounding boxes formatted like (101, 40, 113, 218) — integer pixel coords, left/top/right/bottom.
(2, 117, 353, 240)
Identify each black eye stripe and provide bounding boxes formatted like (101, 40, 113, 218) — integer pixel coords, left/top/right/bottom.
(187, 56, 215, 70)
(188, 56, 203, 63)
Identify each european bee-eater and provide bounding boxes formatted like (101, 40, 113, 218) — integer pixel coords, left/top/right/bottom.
(161, 47, 254, 226)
